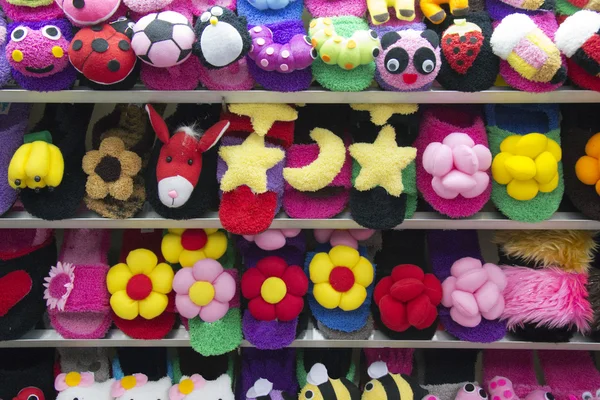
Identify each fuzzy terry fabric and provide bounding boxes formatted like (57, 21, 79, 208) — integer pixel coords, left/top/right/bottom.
(587, 269, 600, 338)
(59, 348, 111, 382)
(305, 0, 366, 16)
(242, 310, 298, 349)
(222, 109, 295, 149)
(0, 0, 63, 22)
(363, 349, 414, 375)
(199, 58, 255, 90)
(141, 57, 202, 90)
(538, 350, 600, 400)
(482, 350, 549, 398)
(236, 234, 306, 268)
(238, 0, 304, 25)
(241, 348, 298, 399)
(0, 348, 55, 400)
(486, 0, 554, 20)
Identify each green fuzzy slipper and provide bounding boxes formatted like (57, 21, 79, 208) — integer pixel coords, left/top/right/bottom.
(486, 104, 564, 222)
(189, 308, 242, 356)
(309, 16, 379, 92)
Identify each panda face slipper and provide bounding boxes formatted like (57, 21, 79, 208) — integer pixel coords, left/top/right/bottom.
(486, 104, 563, 222)
(415, 106, 492, 218)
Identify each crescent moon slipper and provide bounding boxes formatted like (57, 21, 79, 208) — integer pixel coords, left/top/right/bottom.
(238, 0, 303, 26)
(428, 229, 507, 342)
(415, 106, 491, 218)
(486, 103, 563, 222)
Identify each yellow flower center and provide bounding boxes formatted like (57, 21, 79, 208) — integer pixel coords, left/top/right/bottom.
(65, 372, 81, 387)
(121, 376, 137, 390)
(261, 277, 287, 304)
(179, 379, 195, 395)
(189, 281, 215, 306)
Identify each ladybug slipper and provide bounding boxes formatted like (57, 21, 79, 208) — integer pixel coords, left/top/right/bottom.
(0, 348, 55, 400)
(46, 229, 112, 339)
(237, 0, 303, 26)
(422, 349, 480, 400)
(426, 12, 499, 92)
(84, 104, 154, 219)
(538, 351, 600, 400)
(55, 0, 124, 26)
(428, 229, 507, 342)
(490, 12, 567, 93)
(486, 104, 563, 222)
(241, 349, 298, 398)
(415, 106, 492, 218)
(237, 229, 305, 268)
(145, 104, 227, 220)
(13, 103, 94, 220)
(0, 0, 63, 22)
(107, 229, 176, 339)
(0, 229, 57, 340)
(6, 19, 77, 91)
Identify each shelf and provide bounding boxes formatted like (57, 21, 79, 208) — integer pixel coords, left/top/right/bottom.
(3, 86, 600, 104)
(3, 210, 600, 230)
(0, 328, 597, 350)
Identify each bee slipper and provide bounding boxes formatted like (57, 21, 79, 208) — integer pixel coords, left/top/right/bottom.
(247, 21, 315, 92)
(298, 363, 361, 400)
(0, 348, 55, 400)
(428, 229, 507, 343)
(238, 0, 304, 25)
(487, 104, 563, 222)
(415, 106, 492, 218)
(422, 349, 480, 400)
(145, 103, 226, 220)
(46, 229, 111, 339)
(309, 17, 380, 92)
(297, 349, 356, 388)
(490, 12, 567, 92)
(14, 103, 94, 220)
(241, 348, 298, 397)
(0, 229, 56, 340)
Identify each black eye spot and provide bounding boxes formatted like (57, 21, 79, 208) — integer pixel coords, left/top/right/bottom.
(479, 389, 487, 398)
(365, 383, 374, 392)
(305, 391, 314, 399)
(311, 48, 317, 59)
(166, 156, 172, 163)
(372, 48, 380, 57)
(464, 384, 475, 393)
(46, 27, 58, 36)
(15, 179, 21, 186)
(413, 47, 436, 74)
(384, 47, 408, 74)
(188, 159, 193, 165)
(369, 30, 377, 39)
(11, 27, 27, 42)
(73, 0, 85, 8)
(73, 398, 79, 400)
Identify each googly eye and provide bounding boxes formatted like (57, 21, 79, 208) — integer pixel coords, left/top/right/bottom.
(545, 393, 554, 400)
(11, 27, 27, 42)
(305, 390, 314, 399)
(42, 25, 61, 40)
(365, 382, 374, 392)
(200, 12, 211, 22)
(310, 48, 317, 59)
(583, 392, 593, 400)
(479, 389, 488, 399)
(369, 30, 378, 40)
(464, 384, 475, 393)
(211, 6, 224, 15)
(386, 59, 399, 72)
(422, 59, 434, 73)
(372, 47, 380, 57)
(413, 47, 436, 75)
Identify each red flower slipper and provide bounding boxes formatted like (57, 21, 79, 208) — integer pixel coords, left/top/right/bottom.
(374, 264, 442, 332)
(241, 256, 308, 321)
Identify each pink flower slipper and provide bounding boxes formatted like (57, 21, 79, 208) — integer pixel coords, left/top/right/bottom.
(314, 229, 376, 249)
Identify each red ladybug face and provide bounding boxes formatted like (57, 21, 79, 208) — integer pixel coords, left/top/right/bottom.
(68, 22, 136, 85)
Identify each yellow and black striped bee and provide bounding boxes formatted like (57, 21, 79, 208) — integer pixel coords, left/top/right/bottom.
(299, 363, 361, 400)
(362, 362, 429, 400)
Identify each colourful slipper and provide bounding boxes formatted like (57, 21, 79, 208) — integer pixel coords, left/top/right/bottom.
(416, 106, 491, 218)
(367, 0, 426, 28)
(218, 104, 296, 235)
(107, 229, 176, 339)
(111, 374, 172, 400)
(247, 21, 315, 92)
(419, 0, 470, 25)
(487, 104, 563, 222)
(298, 363, 360, 400)
(198, 58, 255, 90)
(46, 229, 111, 339)
(538, 351, 600, 400)
(309, 17, 380, 92)
(0, 229, 56, 340)
(58, 348, 111, 382)
(0, 11, 11, 88)
(54, 0, 125, 27)
(422, 349, 480, 400)
(170, 370, 235, 400)
(161, 228, 229, 269)
(145, 103, 226, 219)
(555, 0, 600, 16)
(14, 104, 94, 220)
(238, 0, 304, 25)
(55, 372, 115, 400)
(0, 348, 55, 400)
(428, 230, 507, 343)
(555, 11, 600, 91)
(490, 12, 567, 92)
(0, 0, 63, 21)
(426, 12, 499, 92)
(241, 348, 298, 398)
(305, 0, 366, 17)
(486, 0, 554, 21)
(237, 229, 305, 268)
(297, 350, 356, 390)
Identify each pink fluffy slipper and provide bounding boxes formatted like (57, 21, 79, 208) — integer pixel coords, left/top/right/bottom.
(46, 229, 112, 339)
(415, 106, 492, 218)
(305, 0, 366, 17)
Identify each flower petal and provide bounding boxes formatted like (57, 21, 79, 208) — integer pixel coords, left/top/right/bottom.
(339, 283, 367, 311)
(176, 293, 201, 319)
(86, 174, 109, 199)
(328, 246, 359, 268)
(203, 231, 228, 260)
(108, 177, 134, 201)
(192, 259, 224, 282)
(110, 290, 139, 320)
(99, 136, 125, 157)
(241, 268, 266, 300)
(118, 150, 142, 177)
(168, 228, 185, 235)
(161, 233, 184, 264)
(149, 262, 174, 294)
(379, 295, 409, 332)
(282, 266, 308, 297)
(256, 256, 287, 278)
(275, 293, 303, 321)
(204, 228, 218, 235)
(313, 283, 341, 309)
(107, 263, 133, 294)
(180, 249, 206, 268)
(126, 249, 157, 275)
(82, 150, 102, 175)
(309, 253, 335, 284)
(374, 276, 393, 306)
(248, 296, 276, 321)
(138, 291, 168, 319)
(173, 267, 195, 295)
(213, 272, 236, 303)
(351, 256, 374, 287)
(199, 300, 229, 322)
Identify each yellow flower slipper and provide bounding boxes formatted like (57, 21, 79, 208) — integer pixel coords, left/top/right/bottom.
(161, 228, 227, 267)
(308, 245, 374, 311)
(107, 248, 174, 320)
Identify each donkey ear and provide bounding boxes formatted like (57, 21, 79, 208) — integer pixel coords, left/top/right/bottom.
(145, 104, 170, 144)
(198, 120, 230, 153)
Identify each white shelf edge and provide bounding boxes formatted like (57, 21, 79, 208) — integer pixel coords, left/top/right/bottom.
(3, 86, 600, 104)
(0, 328, 595, 350)
(2, 210, 600, 230)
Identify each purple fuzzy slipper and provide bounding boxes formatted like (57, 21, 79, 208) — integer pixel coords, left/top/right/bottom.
(427, 230, 507, 342)
(241, 348, 298, 399)
(486, 0, 554, 21)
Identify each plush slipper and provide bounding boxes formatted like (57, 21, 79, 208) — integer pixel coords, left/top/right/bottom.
(428, 230, 507, 343)
(363, 349, 414, 376)
(305, 0, 366, 17)
(198, 58, 255, 90)
(6, 19, 76, 91)
(416, 106, 491, 218)
(420, 0, 470, 24)
(367, 0, 426, 29)
(490, 12, 567, 92)
(170, 368, 235, 400)
(46, 229, 111, 339)
(0, 348, 55, 400)
(14, 104, 94, 220)
(54, 0, 124, 26)
(83, 105, 153, 219)
(348, 112, 418, 229)
(375, 29, 442, 92)
(0, 0, 63, 21)
(305, 245, 375, 339)
(364, 361, 430, 400)
(0, 229, 56, 340)
(107, 229, 176, 339)
(241, 348, 298, 398)
(298, 363, 360, 400)
(223, 103, 296, 148)
(55, 372, 115, 400)
(58, 348, 111, 382)
(425, 12, 499, 91)
(247, 21, 315, 92)
(0, 11, 11, 88)
(145, 103, 225, 219)
(161, 228, 229, 269)
(111, 374, 172, 400)
(486, 103, 563, 222)
(238, 0, 304, 25)
(555, 0, 600, 15)
(114, 347, 171, 381)
(538, 351, 600, 400)
(309, 17, 380, 92)
(237, 229, 305, 268)
(486, 0, 554, 21)
(422, 349, 480, 400)
(297, 349, 355, 387)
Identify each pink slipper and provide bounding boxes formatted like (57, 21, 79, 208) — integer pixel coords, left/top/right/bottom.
(46, 229, 112, 339)
(305, 0, 366, 17)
